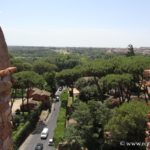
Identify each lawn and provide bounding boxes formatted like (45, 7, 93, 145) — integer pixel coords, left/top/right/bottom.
(54, 107, 66, 146)
(54, 89, 68, 146)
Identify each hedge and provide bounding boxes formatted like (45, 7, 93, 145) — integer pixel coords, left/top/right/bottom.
(13, 103, 42, 150)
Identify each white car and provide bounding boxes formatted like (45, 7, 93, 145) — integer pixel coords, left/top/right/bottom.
(55, 96, 60, 102)
(48, 138, 54, 146)
(41, 127, 49, 139)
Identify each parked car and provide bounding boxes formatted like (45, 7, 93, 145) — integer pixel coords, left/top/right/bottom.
(48, 138, 54, 146)
(35, 143, 43, 150)
(41, 127, 49, 139)
(59, 87, 63, 91)
(55, 96, 60, 102)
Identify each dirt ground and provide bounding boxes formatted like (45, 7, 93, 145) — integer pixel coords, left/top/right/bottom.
(11, 98, 50, 121)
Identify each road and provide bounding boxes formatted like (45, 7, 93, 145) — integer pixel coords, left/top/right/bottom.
(19, 89, 62, 150)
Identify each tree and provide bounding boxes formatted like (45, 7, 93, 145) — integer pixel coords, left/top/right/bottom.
(79, 85, 99, 102)
(126, 44, 135, 56)
(55, 54, 81, 71)
(64, 101, 111, 150)
(75, 77, 95, 90)
(104, 100, 150, 149)
(43, 71, 56, 97)
(33, 61, 57, 74)
(13, 71, 46, 111)
(10, 58, 32, 72)
(100, 74, 133, 102)
(56, 68, 81, 100)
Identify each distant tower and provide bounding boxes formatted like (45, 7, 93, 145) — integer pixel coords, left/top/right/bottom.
(0, 27, 16, 150)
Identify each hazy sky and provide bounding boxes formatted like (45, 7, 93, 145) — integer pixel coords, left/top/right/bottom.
(1, 0, 150, 47)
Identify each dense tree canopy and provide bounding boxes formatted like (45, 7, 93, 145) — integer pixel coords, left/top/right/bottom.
(105, 101, 150, 148)
(100, 73, 133, 101)
(55, 54, 81, 71)
(65, 101, 111, 150)
(13, 71, 46, 88)
(33, 61, 57, 74)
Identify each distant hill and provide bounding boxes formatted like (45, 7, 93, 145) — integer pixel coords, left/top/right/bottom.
(8, 46, 150, 56)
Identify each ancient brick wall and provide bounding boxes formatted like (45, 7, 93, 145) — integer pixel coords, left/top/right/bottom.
(0, 27, 16, 150)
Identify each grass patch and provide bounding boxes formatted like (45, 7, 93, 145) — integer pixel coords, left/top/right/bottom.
(60, 89, 68, 108)
(54, 107, 66, 146)
(67, 97, 73, 107)
(54, 89, 68, 146)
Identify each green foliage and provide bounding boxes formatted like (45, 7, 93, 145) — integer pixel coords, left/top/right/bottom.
(64, 101, 111, 150)
(56, 68, 81, 86)
(9, 46, 57, 58)
(75, 77, 95, 90)
(81, 59, 114, 77)
(105, 100, 150, 144)
(13, 121, 31, 150)
(13, 71, 46, 88)
(33, 60, 57, 74)
(112, 56, 150, 75)
(53, 89, 68, 146)
(13, 105, 42, 149)
(55, 54, 81, 71)
(79, 85, 99, 102)
(11, 58, 32, 72)
(43, 72, 56, 94)
(9, 46, 150, 150)
(100, 73, 133, 89)
(60, 89, 69, 101)
(54, 107, 66, 146)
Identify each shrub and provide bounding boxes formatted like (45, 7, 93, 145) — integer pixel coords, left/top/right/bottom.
(105, 100, 150, 149)
(13, 103, 42, 149)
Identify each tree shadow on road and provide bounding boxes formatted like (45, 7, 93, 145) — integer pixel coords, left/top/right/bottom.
(32, 120, 47, 134)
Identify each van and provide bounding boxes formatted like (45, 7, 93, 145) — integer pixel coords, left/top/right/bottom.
(41, 127, 49, 139)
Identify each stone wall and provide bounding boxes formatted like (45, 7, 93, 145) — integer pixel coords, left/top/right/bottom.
(0, 27, 16, 150)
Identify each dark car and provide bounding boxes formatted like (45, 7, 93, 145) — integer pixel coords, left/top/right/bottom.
(35, 143, 43, 150)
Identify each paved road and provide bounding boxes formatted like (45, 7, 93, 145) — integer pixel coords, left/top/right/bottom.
(19, 89, 62, 150)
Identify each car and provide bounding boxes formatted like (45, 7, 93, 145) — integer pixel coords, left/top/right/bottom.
(55, 96, 60, 102)
(48, 138, 54, 146)
(35, 143, 43, 150)
(41, 127, 49, 139)
(59, 87, 63, 91)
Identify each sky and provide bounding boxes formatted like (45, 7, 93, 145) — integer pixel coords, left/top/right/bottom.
(0, 0, 150, 47)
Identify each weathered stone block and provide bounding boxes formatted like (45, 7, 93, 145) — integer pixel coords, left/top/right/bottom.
(0, 95, 11, 104)
(0, 81, 12, 93)
(3, 136, 13, 150)
(0, 27, 14, 150)
(0, 116, 2, 123)
(0, 102, 9, 112)
(0, 27, 10, 70)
